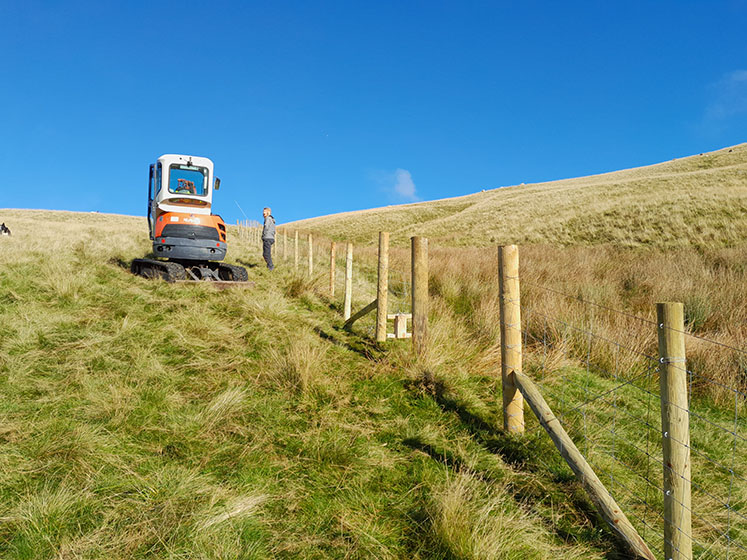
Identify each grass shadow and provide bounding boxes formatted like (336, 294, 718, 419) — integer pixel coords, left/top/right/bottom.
(408, 372, 532, 469)
(236, 258, 261, 269)
(109, 257, 132, 270)
(406, 373, 631, 559)
(314, 325, 382, 360)
(402, 436, 500, 483)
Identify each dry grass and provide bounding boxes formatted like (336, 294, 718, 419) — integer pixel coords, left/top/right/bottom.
(263, 331, 329, 394)
(287, 143, 747, 248)
(7, 210, 597, 559)
(1, 153, 745, 560)
(421, 245, 746, 402)
(427, 472, 600, 560)
(277, 186, 746, 559)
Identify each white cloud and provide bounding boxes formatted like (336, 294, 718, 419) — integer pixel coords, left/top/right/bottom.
(369, 168, 419, 201)
(705, 69, 747, 121)
(392, 168, 417, 201)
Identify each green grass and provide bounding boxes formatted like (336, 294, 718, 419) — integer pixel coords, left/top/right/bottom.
(0, 206, 744, 559)
(0, 211, 611, 559)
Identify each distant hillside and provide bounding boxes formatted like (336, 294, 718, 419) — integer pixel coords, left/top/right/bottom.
(287, 144, 747, 247)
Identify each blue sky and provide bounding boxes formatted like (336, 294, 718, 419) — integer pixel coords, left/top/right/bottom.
(1, 1, 746, 225)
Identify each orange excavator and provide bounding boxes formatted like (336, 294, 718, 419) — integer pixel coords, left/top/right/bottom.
(131, 154, 248, 282)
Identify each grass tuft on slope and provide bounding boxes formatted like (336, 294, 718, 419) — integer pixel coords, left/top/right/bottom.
(1, 209, 622, 559)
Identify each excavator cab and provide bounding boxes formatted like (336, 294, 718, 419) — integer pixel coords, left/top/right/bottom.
(134, 154, 247, 283)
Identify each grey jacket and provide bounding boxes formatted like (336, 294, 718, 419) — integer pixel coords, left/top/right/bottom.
(262, 215, 276, 240)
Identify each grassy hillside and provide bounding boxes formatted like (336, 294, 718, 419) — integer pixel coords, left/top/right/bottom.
(0, 186, 747, 560)
(0, 209, 744, 559)
(1, 210, 627, 559)
(286, 143, 747, 247)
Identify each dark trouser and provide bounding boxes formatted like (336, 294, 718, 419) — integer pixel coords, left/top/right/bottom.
(263, 238, 275, 270)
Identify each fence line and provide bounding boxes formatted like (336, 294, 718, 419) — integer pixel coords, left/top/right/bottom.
(244, 228, 743, 559)
(505, 271, 744, 559)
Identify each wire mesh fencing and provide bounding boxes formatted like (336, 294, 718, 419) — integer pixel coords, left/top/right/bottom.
(505, 279, 746, 560)
(259, 232, 745, 558)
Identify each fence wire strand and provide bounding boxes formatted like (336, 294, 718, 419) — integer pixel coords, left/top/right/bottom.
(493, 279, 746, 560)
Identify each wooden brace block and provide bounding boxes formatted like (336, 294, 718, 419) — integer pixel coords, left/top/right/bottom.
(394, 314, 409, 339)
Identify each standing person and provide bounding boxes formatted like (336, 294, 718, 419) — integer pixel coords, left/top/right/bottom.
(262, 207, 276, 270)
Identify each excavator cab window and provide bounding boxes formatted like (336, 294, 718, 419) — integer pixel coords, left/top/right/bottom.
(169, 164, 208, 196)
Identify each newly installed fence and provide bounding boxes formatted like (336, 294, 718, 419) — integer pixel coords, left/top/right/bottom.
(497, 247, 745, 560)
(233, 224, 745, 560)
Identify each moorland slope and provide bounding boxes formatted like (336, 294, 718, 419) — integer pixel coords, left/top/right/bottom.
(0, 211, 620, 559)
(287, 143, 747, 247)
(1, 139, 745, 558)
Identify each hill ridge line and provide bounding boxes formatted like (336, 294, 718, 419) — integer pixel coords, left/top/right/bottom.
(285, 144, 747, 230)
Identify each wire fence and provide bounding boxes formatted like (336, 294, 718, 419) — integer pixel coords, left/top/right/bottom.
(235, 226, 745, 559)
(504, 281, 746, 560)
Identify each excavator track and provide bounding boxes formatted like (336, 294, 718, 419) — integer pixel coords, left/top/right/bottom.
(216, 263, 249, 282)
(131, 259, 187, 282)
(131, 258, 249, 285)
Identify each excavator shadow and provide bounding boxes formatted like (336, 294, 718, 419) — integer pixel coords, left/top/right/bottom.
(109, 257, 132, 271)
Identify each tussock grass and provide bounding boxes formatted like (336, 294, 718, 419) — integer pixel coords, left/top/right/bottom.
(419, 244, 747, 402)
(280, 170, 746, 557)
(7, 209, 598, 558)
(264, 331, 328, 394)
(428, 472, 599, 560)
(1, 190, 744, 559)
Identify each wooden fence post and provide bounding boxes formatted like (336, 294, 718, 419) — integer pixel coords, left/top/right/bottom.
(307, 233, 314, 275)
(343, 242, 353, 320)
(294, 231, 299, 271)
(376, 232, 389, 343)
(411, 236, 428, 357)
(498, 245, 524, 434)
(657, 302, 692, 560)
(329, 242, 336, 297)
